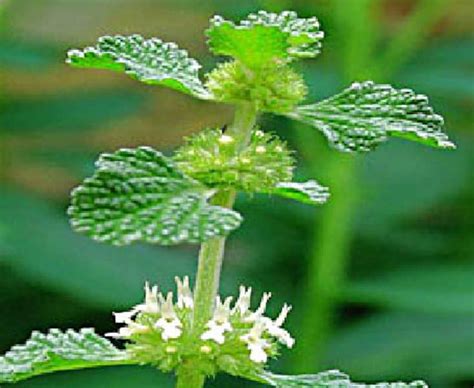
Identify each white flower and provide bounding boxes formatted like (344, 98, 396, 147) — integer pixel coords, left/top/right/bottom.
(136, 281, 160, 314)
(175, 276, 194, 309)
(240, 320, 270, 363)
(154, 292, 183, 341)
(246, 292, 271, 322)
(264, 304, 295, 348)
(232, 286, 252, 316)
(105, 321, 150, 338)
(218, 134, 234, 144)
(112, 282, 159, 324)
(112, 308, 140, 324)
(201, 296, 233, 344)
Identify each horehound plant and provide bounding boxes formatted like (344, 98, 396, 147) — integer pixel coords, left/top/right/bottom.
(0, 10, 454, 388)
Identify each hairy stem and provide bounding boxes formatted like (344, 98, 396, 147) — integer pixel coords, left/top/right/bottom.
(176, 103, 257, 388)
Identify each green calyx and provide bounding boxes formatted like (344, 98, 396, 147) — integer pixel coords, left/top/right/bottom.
(205, 61, 307, 113)
(174, 128, 295, 193)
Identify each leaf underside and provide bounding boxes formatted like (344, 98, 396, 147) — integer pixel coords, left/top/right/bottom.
(287, 81, 455, 153)
(66, 34, 211, 99)
(272, 180, 329, 205)
(68, 147, 242, 246)
(206, 10, 324, 69)
(0, 328, 132, 383)
(259, 370, 427, 387)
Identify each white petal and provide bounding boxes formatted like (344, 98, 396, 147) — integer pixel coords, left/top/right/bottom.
(175, 276, 194, 309)
(128, 321, 151, 335)
(162, 324, 182, 340)
(201, 328, 225, 344)
(268, 326, 295, 348)
(275, 304, 292, 327)
(105, 326, 133, 338)
(155, 317, 183, 341)
(255, 292, 271, 316)
(233, 286, 252, 315)
(246, 292, 271, 322)
(141, 282, 160, 314)
(248, 343, 268, 363)
(161, 292, 178, 319)
(113, 308, 138, 324)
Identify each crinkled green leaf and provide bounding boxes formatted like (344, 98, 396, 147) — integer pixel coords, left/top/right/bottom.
(66, 34, 211, 99)
(272, 180, 329, 205)
(206, 10, 324, 69)
(0, 328, 133, 383)
(258, 370, 427, 387)
(287, 81, 455, 152)
(68, 147, 242, 246)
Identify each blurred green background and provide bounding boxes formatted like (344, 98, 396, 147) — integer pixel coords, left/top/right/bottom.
(0, 0, 473, 387)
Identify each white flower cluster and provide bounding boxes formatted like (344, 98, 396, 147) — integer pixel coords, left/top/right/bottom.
(106, 278, 294, 365)
(106, 277, 192, 341)
(201, 286, 294, 363)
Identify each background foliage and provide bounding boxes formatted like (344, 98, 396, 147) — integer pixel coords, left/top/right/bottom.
(0, 0, 472, 387)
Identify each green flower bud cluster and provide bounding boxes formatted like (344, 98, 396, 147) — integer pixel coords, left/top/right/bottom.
(174, 128, 295, 193)
(106, 278, 294, 380)
(205, 61, 307, 113)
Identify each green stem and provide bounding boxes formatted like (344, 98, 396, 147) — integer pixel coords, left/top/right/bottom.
(175, 103, 257, 388)
(191, 189, 237, 332)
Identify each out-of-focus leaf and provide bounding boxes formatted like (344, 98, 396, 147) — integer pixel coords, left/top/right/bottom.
(0, 90, 147, 134)
(272, 180, 330, 205)
(68, 147, 242, 246)
(407, 38, 474, 67)
(0, 40, 57, 69)
(399, 66, 474, 100)
(21, 149, 98, 177)
(357, 137, 472, 233)
(324, 313, 474, 381)
(206, 11, 324, 69)
(67, 35, 211, 99)
(342, 263, 474, 314)
(15, 365, 172, 388)
(0, 187, 195, 308)
(0, 328, 133, 383)
(258, 369, 426, 387)
(287, 81, 455, 152)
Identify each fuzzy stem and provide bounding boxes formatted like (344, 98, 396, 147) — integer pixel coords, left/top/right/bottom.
(175, 103, 257, 388)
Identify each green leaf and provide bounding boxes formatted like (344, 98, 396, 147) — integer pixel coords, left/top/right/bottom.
(287, 81, 455, 152)
(68, 147, 242, 246)
(325, 313, 474, 381)
(13, 366, 172, 388)
(0, 188, 195, 309)
(0, 39, 57, 70)
(0, 328, 133, 383)
(272, 181, 330, 205)
(206, 11, 324, 69)
(343, 263, 474, 314)
(0, 90, 147, 134)
(258, 370, 427, 387)
(66, 35, 211, 99)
